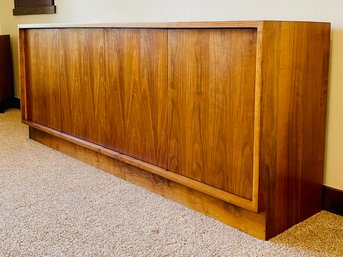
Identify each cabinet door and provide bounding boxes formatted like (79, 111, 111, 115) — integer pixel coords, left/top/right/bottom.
(25, 29, 61, 130)
(105, 29, 168, 168)
(168, 29, 257, 200)
(59, 29, 106, 144)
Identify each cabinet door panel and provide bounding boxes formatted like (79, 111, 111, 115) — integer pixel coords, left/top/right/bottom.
(105, 29, 168, 168)
(26, 29, 60, 130)
(168, 29, 257, 199)
(59, 29, 106, 144)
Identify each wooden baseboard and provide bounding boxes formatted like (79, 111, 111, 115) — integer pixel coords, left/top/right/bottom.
(28, 126, 267, 240)
(322, 185, 343, 216)
(12, 97, 21, 109)
(0, 97, 20, 113)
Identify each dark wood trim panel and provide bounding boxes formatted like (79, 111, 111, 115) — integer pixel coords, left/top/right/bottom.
(15, 0, 54, 7)
(13, 6, 56, 15)
(13, 0, 56, 15)
(322, 185, 343, 216)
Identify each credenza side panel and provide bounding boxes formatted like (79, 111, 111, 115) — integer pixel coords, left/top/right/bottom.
(25, 29, 61, 130)
(168, 29, 257, 200)
(261, 22, 331, 239)
(104, 29, 168, 168)
(59, 29, 106, 144)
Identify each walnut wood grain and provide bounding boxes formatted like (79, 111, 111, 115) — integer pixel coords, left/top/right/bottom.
(168, 29, 257, 200)
(259, 21, 331, 238)
(25, 29, 60, 130)
(104, 29, 168, 168)
(25, 120, 256, 211)
(59, 29, 106, 144)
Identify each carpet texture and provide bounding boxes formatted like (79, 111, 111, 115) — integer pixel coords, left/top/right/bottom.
(0, 109, 342, 257)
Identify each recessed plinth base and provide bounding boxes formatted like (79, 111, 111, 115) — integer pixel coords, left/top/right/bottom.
(29, 126, 267, 240)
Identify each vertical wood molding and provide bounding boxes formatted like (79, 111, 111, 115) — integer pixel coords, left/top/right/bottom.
(19, 29, 28, 120)
(322, 186, 343, 216)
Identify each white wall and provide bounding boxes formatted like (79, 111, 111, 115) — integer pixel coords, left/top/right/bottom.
(0, 0, 342, 190)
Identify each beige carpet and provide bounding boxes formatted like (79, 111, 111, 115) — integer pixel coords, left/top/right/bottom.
(0, 109, 342, 257)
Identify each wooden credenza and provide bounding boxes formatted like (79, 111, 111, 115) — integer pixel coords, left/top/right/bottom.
(19, 21, 330, 239)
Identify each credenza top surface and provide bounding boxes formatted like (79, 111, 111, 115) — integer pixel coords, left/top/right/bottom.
(18, 20, 330, 29)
